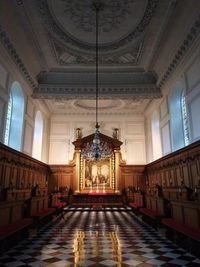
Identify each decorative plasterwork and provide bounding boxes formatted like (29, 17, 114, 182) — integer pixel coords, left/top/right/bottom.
(73, 99, 122, 110)
(52, 38, 143, 66)
(61, 0, 135, 33)
(158, 15, 200, 89)
(37, 0, 158, 52)
(33, 86, 161, 99)
(0, 25, 37, 90)
(48, 98, 150, 114)
(34, 70, 160, 99)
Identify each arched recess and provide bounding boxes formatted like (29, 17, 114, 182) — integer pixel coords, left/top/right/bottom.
(4, 81, 25, 151)
(151, 110, 162, 160)
(32, 110, 43, 160)
(169, 82, 187, 151)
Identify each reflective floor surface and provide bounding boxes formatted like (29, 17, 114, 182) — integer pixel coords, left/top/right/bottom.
(0, 210, 200, 267)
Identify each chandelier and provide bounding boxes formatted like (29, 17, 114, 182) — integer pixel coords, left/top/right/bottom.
(91, 2, 101, 161)
(81, 2, 113, 161)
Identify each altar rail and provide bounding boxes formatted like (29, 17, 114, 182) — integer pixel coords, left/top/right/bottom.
(72, 193, 123, 206)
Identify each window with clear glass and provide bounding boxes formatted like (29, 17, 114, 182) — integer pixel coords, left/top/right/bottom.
(4, 81, 25, 151)
(4, 94, 13, 145)
(181, 91, 189, 145)
(169, 83, 185, 151)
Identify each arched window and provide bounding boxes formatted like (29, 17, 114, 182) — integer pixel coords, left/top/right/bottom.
(4, 94, 13, 145)
(181, 91, 189, 145)
(169, 83, 189, 151)
(4, 81, 25, 151)
(151, 110, 162, 160)
(32, 111, 43, 160)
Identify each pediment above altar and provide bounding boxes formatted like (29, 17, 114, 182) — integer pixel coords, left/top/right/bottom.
(72, 132, 123, 151)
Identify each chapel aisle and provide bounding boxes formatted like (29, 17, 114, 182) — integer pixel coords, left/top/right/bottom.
(0, 211, 200, 267)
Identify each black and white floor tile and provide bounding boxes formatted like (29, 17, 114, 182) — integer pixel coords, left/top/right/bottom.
(0, 210, 200, 267)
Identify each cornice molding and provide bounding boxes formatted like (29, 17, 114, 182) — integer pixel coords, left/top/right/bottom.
(158, 15, 200, 89)
(0, 25, 38, 90)
(50, 111, 144, 116)
(33, 85, 161, 99)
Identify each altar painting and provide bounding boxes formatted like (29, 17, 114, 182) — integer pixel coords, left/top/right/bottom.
(84, 159, 111, 189)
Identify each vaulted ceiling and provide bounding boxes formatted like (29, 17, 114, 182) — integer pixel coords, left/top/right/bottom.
(0, 0, 200, 114)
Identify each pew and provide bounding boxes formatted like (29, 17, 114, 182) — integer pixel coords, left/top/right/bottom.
(161, 200, 200, 256)
(0, 218, 34, 252)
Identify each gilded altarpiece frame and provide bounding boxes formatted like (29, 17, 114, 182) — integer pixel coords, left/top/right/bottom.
(72, 132, 122, 193)
(80, 154, 116, 191)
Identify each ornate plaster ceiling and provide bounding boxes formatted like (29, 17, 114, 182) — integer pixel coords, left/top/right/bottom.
(2, 0, 197, 114)
(46, 0, 150, 49)
(45, 98, 150, 115)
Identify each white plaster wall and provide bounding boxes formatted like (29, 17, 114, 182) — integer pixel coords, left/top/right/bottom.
(0, 46, 50, 162)
(0, 98, 5, 142)
(145, 38, 200, 163)
(184, 54, 200, 143)
(0, 61, 8, 142)
(161, 123, 171, 155)
(23, 122, 34, 155)
(0, 62, 7, 89)
(41, 117, 50, 163)
(49, 113, 146, 165)
(190, 95, 200, 140)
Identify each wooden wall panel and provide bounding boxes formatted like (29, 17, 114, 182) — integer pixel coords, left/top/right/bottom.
(145, 140, 200, 230)
(49, 165, 75, 193)
(184, 206, 199, 229)
(119, 165, 145, 192)
(0, 142, 49, 193)
(0, 143, 50, 225)
(146, 140, 200, 201)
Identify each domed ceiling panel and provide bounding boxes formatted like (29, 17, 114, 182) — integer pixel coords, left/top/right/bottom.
(39, 0, 158, 56)
(49, 0, 148, 46)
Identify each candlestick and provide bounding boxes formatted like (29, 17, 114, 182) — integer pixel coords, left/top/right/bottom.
(103, 182, 105, 193)
(96, 182, 99, 193)
(90, 181, 93, 193)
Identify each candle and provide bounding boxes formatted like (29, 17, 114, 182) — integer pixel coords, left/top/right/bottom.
(90, 181, 93, 193)
(103, 182, 105, 193)
(96, 182, 99, 193)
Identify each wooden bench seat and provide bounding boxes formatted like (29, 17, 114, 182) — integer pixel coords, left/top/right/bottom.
(139, 208, 162, 228)
(162, 218, 200, 257)
(139, 208, 160, 219)
(0, 218, 34, 240)
(52, 201, 67, 208)
(162, 218, 200, 242)
(129, 202, 142, 209)
(31, 208, 56, 220)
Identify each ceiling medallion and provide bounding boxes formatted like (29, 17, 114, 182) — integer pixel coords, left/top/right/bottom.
(61, 0, 135, 33)
(73, 99, 122, 110)
(38, 0, 158, 52)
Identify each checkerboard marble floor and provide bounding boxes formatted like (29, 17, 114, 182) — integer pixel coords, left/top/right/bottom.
(0, 210, 200, 267)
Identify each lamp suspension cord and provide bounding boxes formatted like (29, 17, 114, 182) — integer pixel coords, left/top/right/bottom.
(95, 5, 99, 128)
